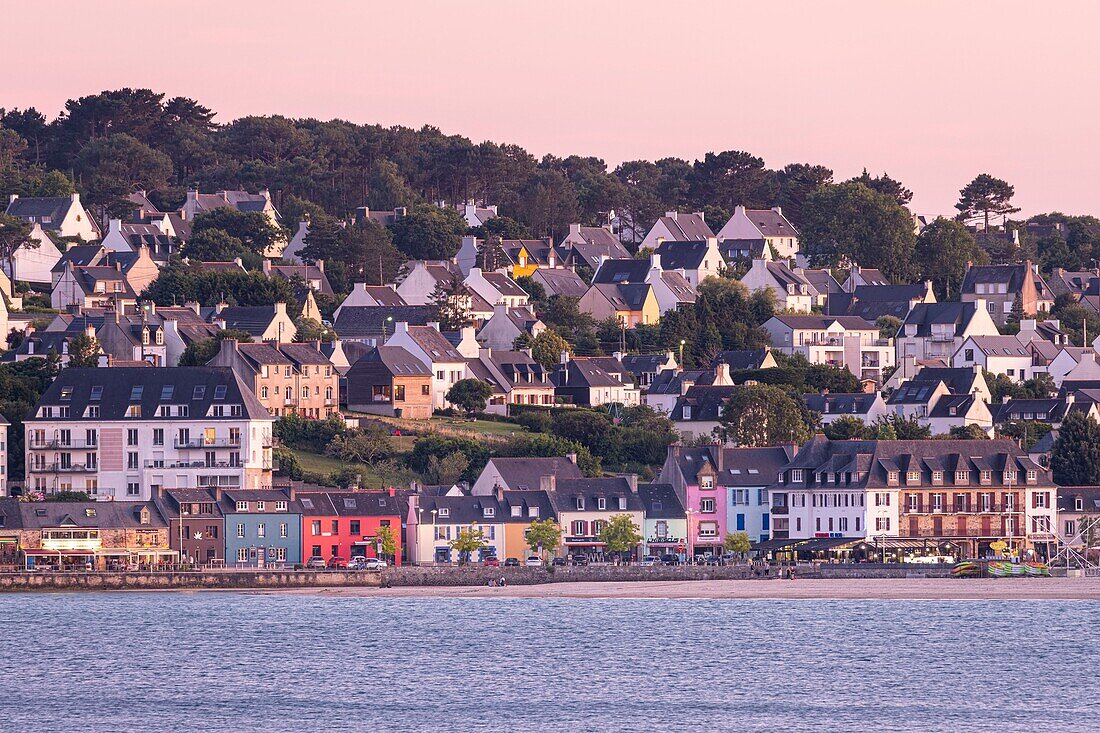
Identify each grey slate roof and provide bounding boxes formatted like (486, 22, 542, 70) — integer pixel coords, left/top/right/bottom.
(484, 457, 584, 491)
(333, 306, 433, 341)
(654, 240, 711, 270)
(637, 482, 684, 519)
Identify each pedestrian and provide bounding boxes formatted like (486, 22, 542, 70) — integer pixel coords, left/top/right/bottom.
(499, 575, 507, 588)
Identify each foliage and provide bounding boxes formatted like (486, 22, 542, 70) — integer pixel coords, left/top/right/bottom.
(298, 218, 403, 293)
(66, 332, 101, 367)
(408, 434, 490, 484)
(955, 174, 1020, 229)
(448, 526, 486, 564)
(848, 169, 913, 206)
(876, 315, 903, 341)
(274, 413, 349, 453)
(325, 424, 392, 467)
(144, 258, 296, 307)
(273, 447, 303, 479)
(293, 317, 334, 343)
(182, 228, 250, 264)
(446, 378, 494, 417)
(73, 133, 173, 217)
(428, 275, 473, 330)
(550, 409, 616, 459)
(178, 328, 254, 366)
(983, 370, 1055, 404)
(947, 424, 990, 440)
(526, 519, 562, 558)
(1051, 413, 1100, 486)
(723, 531, 752, 555)
(659, 278, 773, 367)
(598, 514, 643, 557)
(374, 524, 398, 561)
(822, 415, 871, 440)
(718, 384, 814, 446)
(914, 219, 989, 299)
(190, 208, 287, 256)
(470, 215, 531, 240)
(45, 491, 93, 502)
(0, 212, 33, 278)
(0, 356, 60, 478)
(529, 329, 570, 369)
(800, 182, 917, 281)
(389, 204, 467, 260)
(1051, 294, 1100, 347)
(997, 420, 1052, 451)
(870, 414, 931, 440)
(499, 433, 601, 477)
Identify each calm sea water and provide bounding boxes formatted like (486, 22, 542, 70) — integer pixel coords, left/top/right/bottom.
(0, 592, 1096, 732)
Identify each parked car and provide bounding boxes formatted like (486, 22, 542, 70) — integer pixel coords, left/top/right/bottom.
(305, 556, 327, 569)
(570, 554, 589, 566)
(660, 554, 681, 566)
(722, 552, 739, 564)
(640, 555, 661, 567)
(326, 556, 348, 570)
(503, 557, 520, 567)
(363, 558, 388, 570)
(552, 557, 567, 567)
(348, 556, 368, 570)
(524, 556, 543, 567)
(483, 557, 500, 567)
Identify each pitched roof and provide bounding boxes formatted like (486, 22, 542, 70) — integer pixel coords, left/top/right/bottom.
(962, 263, 1051, 297)
(405, 326, 464, 362)
(654, 240, 712, 271)
(660, 271, 698, 303)
(14, 501, 167, 529)
(670, 385, 739, 421)
(417, 492, 504, 524)
(333, 306, 433, 340)
(768, 314, 876, 331)
(593, 258, 650, 285)
(805, 392, 881, 416)
(296, 491, 402, 517)
(637, 483, 684, 519)
(655, 213, 713, 241)
(743, 208, 799, 238)
(534, 268, 589, 298)
(5, 196, 78, 229)
(713, 349, 771, 371)
(964, 335, 1031, 357)
(359, 346, 432, 376)
(591, 282, 652, 311)
(360, 286, 407, 306)
(268, 264, 333, 295)
(216, 305, 287, 338)
(29, 366, 270, 421)
(485, 456, 584, 491)
(550, 477, 642, 512)
(901, 302, 982, 336)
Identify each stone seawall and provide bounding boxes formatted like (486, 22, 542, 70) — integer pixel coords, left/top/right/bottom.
(0, 563, 951, 591)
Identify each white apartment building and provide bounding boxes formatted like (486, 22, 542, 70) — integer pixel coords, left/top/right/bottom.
(763, 315, 895, 384)
(24, 367, 274, 502)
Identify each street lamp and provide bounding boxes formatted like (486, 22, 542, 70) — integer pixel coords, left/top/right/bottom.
(685, 508, 695, 563)
(679, 339, 686, 366)
(382, 315, 394, 341)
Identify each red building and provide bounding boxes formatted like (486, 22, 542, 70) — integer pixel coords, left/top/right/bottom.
(298, 490, 403, 565)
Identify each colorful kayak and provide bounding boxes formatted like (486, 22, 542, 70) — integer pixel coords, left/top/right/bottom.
(951, 561, 981, 577)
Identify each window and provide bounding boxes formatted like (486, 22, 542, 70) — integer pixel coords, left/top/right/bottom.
(438, 507, 449, 517)
(955, 471, 970, 484)
(127, 429, 138, 446)
(575, 497, 585, 510)
(888, 471, 899, 483)
(90, 386, 103, 400)
(127, 453, 139, 469)
(422, 384, 430, 396)
(125, 482, 139, 496)
(1026, 470, 1037, 482)
(279, 523, 288, 538)
(214, 385, 227, 400)
(906, 471, 919, 483)
(331, 520, 339, 534)
(237, 547, 248, 562)
(257, 523, 266, 538)
(130, 386, 143, 401)
(153, 429, 163, 446)
(791, 470, 803, 482)
(311, 520, 321, 535)
(350, 520, 361, 535)
(261, 387, 269, 399)
(700, 476, 714, 490)
(932, 471, 943, 483)
(256, 501, 265, 511)
(875, 493, 890, 506)
(875, 517, 891, 531)
(700, 498, 715, 513)
(193, 386, 206, 400)
(236, 501, 248, 511)
(275, 501, 287, 511)
(597, 497, 606, 510)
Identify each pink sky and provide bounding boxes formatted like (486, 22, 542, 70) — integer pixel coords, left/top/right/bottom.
(6, 0, 1098, 218)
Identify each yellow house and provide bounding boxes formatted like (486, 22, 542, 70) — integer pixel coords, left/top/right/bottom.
(579, 283, 661, 327)
(500, 490, 558, 560)
(503, 238, 555, 279)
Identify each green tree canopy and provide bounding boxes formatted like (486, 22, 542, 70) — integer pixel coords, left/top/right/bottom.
(718, 384, 815, 446)
(1051, 412, 1100, 486)
(446, 378, 494, 417)
(598, 514, 643, 558)
(800, 181, 917, 281)
(529, 329, 570, 369)
(190, 208, 287, 256)
(389, 204, 467, 260)
(526, 519, 562, 558)
(955, 174, 1020, 229)
(914, 219, 989, 299)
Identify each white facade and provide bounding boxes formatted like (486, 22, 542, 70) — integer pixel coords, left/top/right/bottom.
(384, 322, 467, 410)
(953, 337, 1035, 382)
(717, 206, 800, 259)
(740, 260, 814, 313)
(7, 224, 63, 286)
(764, 317, 895, 384)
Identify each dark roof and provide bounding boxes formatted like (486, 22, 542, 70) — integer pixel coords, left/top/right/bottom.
(654, 213, 713, 241)
(592, 258, 650, 285)
(554, 358, 629, 389)
(27, 366, 270, 421)
(1057, 487, 1100, 513)
(269, 264, 333, 295)
(484, 457, 584, 491)
(743, 208, 798, 238)
(636, 483, 684, 519)
(550, 477, 642, 512)
(670, 385, 739, 421)
(621, 353, 671, 377)
(654, 240, 711, 270)
(647, 369, 708, 396)
(991, 398, 1083, 424)
(418, 493, 504, 524)
(713, 349, 771, 371)
(405, 326, 464, 362)
(360, 286, 407, 307)
(962, 263, 1051, 297)
(591, 282, 651, 311)
(501, 490, 557, 522)
(805, 393, 881, 416)
(14, 501, 166, 529)
(355, 346, 431, 377)
(534, 268, 588, 298)
(217, 305, 283, 337)
(768, 315, 876, 331)
(901, 302, 982, 336)
(333, 306, 433, 340)
(5, 196, 77, 229)
(296, 491, 402, 517)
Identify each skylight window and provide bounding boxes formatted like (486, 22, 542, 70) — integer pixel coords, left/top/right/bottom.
(343, 498, 356, 509)
(90, 386, 103, 401)
(193, 386, 206, 400)
(130, 386, 143, 401)
(300, 498, 314, 509)
(214, 385, 227, 400)
(161, 385, 174, 400)
(60, 387, 73, 400)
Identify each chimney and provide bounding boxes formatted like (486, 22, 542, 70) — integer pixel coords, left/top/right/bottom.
(316, 259, 324, 273)
(568, 223, 581, 237)
(388, 487, 396, 497)
(735, 205, 746, 216)
(109, 218, 122, 234)
(560, 350, 569, 365)
(274, 302, 286, 316)
(395, 321, 409, 335)
(694, 211, 705, 223)
(626, 474, 638, 493)
(566, 452, 578, 464)
(8, 194, 17, 204)
(772, 206, 782, 216)
(71, 192, 80, 204)
(665, 211, 677, 220)
(262, 259, 272, 275)
(650, 252, 662, 271)
(613, 351, 623, 362)
(427, 321, 440, 332)
(714, 362, 732, 386)
(539, 474, 556, 493)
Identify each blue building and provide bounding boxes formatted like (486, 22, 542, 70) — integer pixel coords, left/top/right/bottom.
(222, 489, 302, 567)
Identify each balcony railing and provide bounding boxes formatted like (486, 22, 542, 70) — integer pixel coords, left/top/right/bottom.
(145, 460, 245, 470)
(902, 505, 1022, 515)
(174, 438, 242, 449)
(28, 439, 98, 450)
(29, 462, 98, 473)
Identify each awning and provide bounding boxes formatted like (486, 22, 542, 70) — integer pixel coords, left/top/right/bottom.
(871, 538, 958, 550)
(23, 549, 96, 556)
(752, 538, 802, 551)
(797, 537, 860, 552)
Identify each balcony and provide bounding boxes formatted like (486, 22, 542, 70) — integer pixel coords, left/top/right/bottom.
(29, 462, 98, 473)
(174, 438, 242, 449)
(146, 459, 245, 470)
(28, 439, 98, 450)
(770, 505, 789, 515)
(902, 504, 1021, 515)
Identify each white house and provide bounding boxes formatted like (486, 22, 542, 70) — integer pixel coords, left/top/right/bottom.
(804, 392, 889, 426)
(24, 367, 274, 502)
(717, 206, 799, 259)
(896, 301, 1000, 362)
(384, 322, 467, 410)
(333, 283, 406, 320)
(464, 267, 529, 309)
(651, 238, 723, 287)
(740, 260, 816, 313)
(395, 261, 463, 306)
(476, 304, 544, 351)
(953, 336, 1037, 382)
(640, 211, 713, 251)
(763, 315, 895, 384)
(6, 193, 100, 242)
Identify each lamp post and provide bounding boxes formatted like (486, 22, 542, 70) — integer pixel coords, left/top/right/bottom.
(382, 315, 394, 341)
(685, 508, 695, 563)
(431, 509, 438, 564)
(679, 339, 686, 366)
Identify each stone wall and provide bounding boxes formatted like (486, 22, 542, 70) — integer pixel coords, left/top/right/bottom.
(383, 564, 754, 586)
(0, 570, 383, 592)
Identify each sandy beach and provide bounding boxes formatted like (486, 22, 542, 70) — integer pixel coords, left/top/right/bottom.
(278, 577, 1100, 601)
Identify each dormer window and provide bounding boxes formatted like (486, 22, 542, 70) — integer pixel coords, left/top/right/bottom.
(529, 506, 539, 518)
(597, 497, 606, 510)
(791, 470, 803, 483)
(236, 501, 248, 511)
(1003, 471, 1017, 484)
(90, 386, 103, 401)
(576, 497, 585, 510)
(888, 471, 899, 483)
(955, 471, 970, 484)
(932, 471, 943, 483)
(483, 507, 495, 518)
(1026, 470, 1037, 482)
(155, 330, 164, 345)
(700, 476, 714, 490)
(511, 505, 522, 517)
(438, 508, 449, 517)
(906, 471, 920, 484)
